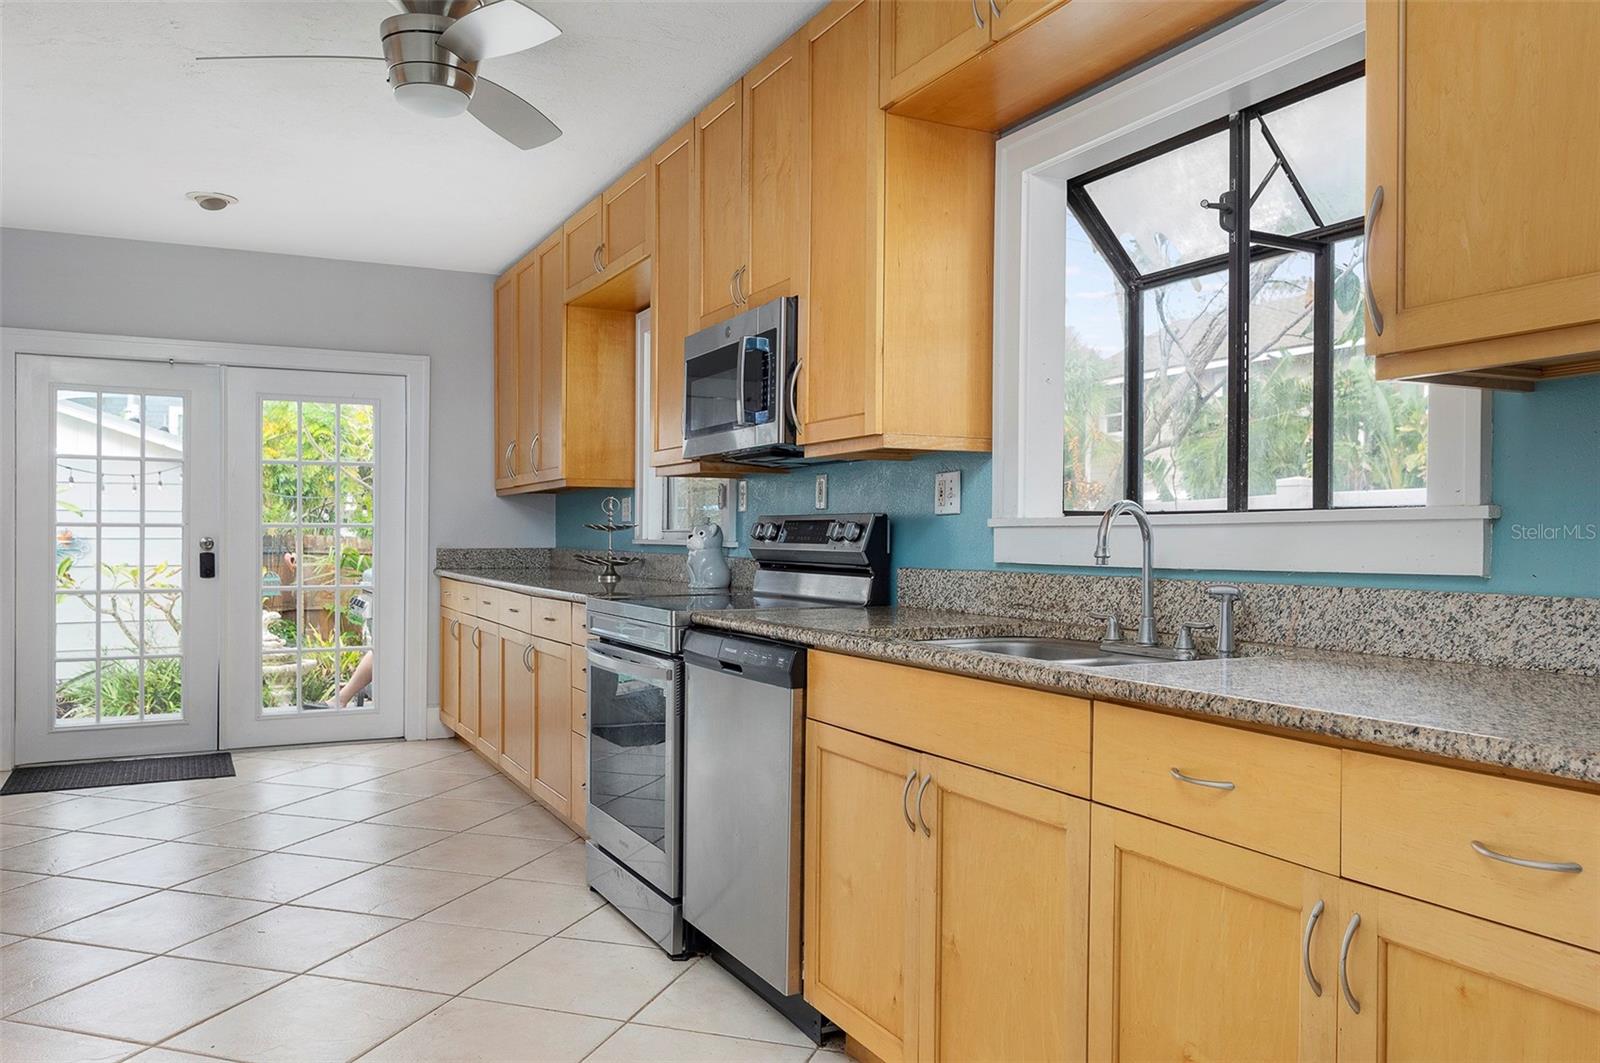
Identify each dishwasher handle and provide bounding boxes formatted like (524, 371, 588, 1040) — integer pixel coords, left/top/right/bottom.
(684, 629, 806, 688)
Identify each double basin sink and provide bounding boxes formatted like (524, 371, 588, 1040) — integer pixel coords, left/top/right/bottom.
(920, 636, 1204, 667)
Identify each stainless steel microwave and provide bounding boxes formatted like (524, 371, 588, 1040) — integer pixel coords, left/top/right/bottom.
(681, 296, 802, 464)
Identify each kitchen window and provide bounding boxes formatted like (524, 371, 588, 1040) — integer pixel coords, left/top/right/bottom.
(992, 0, 1494, 574)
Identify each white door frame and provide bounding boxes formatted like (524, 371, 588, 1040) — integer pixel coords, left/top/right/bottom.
(3, 328, 432, 770)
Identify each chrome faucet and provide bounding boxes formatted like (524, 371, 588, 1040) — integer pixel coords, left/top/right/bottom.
(1094, 500, 1158, 646)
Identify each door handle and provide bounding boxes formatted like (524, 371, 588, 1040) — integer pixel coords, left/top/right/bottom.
(1302, 899, 1325, 997)
(522, 644, 534, 672)
(1338, 913, 1361, 1014)
(1470, 840, 1582, 874)
(729, 269, 739, 308)
(970, 0, 986, 29)
(530, 433, 540, 473)
(198, 536, 217, 579)
(735, 265, 748, 305)
(1170, 766, 1235, 791)
(1364, 185, 1384, 336)
(915, 773, 933, 836)
(503, 441, 515, 478)
(470, 627, 481, 649)
(901, 770, 917, 833)
(988, 0, 1001, 21)
(596, 242, 607, 272)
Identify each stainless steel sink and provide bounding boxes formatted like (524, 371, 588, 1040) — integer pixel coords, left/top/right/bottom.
(920, 636, 1155, 667)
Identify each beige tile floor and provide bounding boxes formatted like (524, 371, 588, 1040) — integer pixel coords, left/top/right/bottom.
(0, 738, 846, 1063)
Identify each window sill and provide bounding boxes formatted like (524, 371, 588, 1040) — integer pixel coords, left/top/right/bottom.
(990, 506, 1499, 575)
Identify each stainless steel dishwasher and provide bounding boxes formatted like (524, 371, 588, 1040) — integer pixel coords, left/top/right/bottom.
(682, 629, 824, 1038)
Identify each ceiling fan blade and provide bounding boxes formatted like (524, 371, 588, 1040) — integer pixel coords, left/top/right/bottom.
(438, 1, 560, 62)
(468, 77, 560, 149)
(195, 54, 385, 62)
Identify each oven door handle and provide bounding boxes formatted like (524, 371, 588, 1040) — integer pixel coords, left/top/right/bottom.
(587, 643, 679, 685)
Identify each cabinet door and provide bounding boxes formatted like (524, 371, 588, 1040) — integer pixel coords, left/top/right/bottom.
(1088, 806, 1338, 1062)
(804, 722, 921, 1063)
(987, 0, 1062, 40)
(534, 235, 565, 481)
(804, 0, 881, 445)
(569, 727, 588, 835)
(439, 610, 460, 725)
(500, 632, 534, 786)
(459, 622, 481, 739)
(492, 275, 519, 488)
(563, 196, 603, 295)
(513, 257, 541, 487)
(695, 83, 746, 326)
(742, 34, 808, 308)
(650, 122, 695, 467)
(915, 753, 1089, 1063)
(602, 160, 650, 270)
(1366, 0, 1600, 363)
(531, 637, 572, 818)
(1338, 882, 1600, 1063)
(879, 0, 990, 107)
(478, 625, 504, 755)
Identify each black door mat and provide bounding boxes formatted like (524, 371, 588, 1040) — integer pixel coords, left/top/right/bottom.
(1, 752, 235, 796)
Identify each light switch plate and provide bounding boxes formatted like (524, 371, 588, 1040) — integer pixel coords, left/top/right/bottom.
(619, 497, 632, 522)
(815, 474, 828, 510)
(737, 480, 748, 512)
(935, 470, 961, 515)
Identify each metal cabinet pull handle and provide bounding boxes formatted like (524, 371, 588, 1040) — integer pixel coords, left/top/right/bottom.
(729, 269, 739, 308)
(916, 774, 933, 836)
(988, 0, 1001, 21)
(1471, 840, 1583, 874)
(449, 619, 459, 637)
(1338, 913, 1361, 1014)
(970, 0, 985, 28)
(470, 627, 481, 649)
(901, 771, 918, 833)
(1170, 767, 1235, 791)
(597, 243, 607, 272)
(592, 244, 603, 274)
(530, 433, 540, 472)
(737, 265, 748, 305)
(503, 441, 516, 477)
(522, 644, 534, 672)
(1364, 185, 1384, 336)
(1301, 899, 1325, 997)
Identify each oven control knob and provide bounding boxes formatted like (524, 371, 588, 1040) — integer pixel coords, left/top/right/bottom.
(759, 522, 777, 541)
(826, 521, 844, 542)
(842, 521, 864, 542)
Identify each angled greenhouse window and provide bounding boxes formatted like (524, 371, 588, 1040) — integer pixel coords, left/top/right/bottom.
(1063, 65, 1427, 515)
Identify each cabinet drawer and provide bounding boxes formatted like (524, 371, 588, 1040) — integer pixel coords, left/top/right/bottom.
(807, 651, 1090, 796)
(1342, 751, 1600, 951)
(463, 584, 502, 621)
(497, 591, 535, 634)
(1092, 702, 1342, 872)
(527, 597, 572, 642)
(571, 603, 587, 643)
(439, 579, 460, 610)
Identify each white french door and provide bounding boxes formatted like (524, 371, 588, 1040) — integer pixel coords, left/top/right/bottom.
(15, 356, 224, 764)
(220, 368, 407, 749)
(14, 356, 410, 764)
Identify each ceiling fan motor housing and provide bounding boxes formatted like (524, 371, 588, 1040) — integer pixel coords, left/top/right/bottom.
(380, 12, 479, 116)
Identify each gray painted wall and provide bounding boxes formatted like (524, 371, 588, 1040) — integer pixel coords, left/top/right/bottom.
(1, 227, 555, 716)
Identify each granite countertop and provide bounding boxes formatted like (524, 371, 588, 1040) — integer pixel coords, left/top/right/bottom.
(435, 567, 692, 603)
(686, 606, 1600, 785)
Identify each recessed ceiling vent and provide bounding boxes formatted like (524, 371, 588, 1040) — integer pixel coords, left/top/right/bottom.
(186, 192, 238, 211)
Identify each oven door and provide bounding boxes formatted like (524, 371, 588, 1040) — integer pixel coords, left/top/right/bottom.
(682, 297, 796, 460)
(585, 640, 683, 898)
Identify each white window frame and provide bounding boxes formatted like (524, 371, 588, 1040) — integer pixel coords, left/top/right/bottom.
(631, 309, 737, 547)
(991, 0, 1496, 576)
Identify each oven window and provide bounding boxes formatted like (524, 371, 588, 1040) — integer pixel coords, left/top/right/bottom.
(589, 660, 670, 849)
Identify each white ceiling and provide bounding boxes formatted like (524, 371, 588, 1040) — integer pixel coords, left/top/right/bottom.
(0, 0, 824, 273)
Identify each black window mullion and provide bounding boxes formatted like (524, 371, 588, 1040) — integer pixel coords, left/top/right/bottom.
(1312, 245, 1333, 509)
(1253, 114, 1325, 229)
(1067, 186, 1141, 288)
(1226, 112, 1250, 513)
(1124, 285, 1144, 505)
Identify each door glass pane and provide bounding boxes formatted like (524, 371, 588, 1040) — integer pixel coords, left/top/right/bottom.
(1248, 252, 1315, 509)
(257, 400, 379, 714)
(262, 400, 299, 460)
(1141, 269, 1229, 511)
(1064, 209, 1129, 512)
(49, 386, 188, 730)
(1331, 236, 1428, 505)
(1082, 129, 1231, 274)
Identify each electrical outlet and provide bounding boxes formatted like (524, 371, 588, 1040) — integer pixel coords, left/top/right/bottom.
(619, 497, 632, 522)
(815, 474, 828, 510)
(935, 470, 961, 515)
(737, 480, 748, 512)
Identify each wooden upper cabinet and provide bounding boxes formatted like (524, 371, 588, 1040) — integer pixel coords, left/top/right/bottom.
(601, 160, 650, 271)
(804, 722, 921, 1063)
(917, 754, 1089, 1063)
(492, 275, 519, 489)
(563, 196, 604, 295)
(987, 0, 1059, 40)
(650, 121, 695, 468)
(1088, 806, 1339, 1062)
(879, 0, 990, 107)
(695, 84, 746, 325)
(1366, 0, 1600, 383)
(1337, 881, 1600, 1062)
(534, 234, 566, 483)
(513, 259, 541, 487)
(742, 34, 809, 308)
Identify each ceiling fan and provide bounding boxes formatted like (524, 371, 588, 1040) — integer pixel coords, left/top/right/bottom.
(197, 0, 562, 149)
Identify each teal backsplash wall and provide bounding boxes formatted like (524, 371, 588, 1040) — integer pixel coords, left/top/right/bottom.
(558, 374, 1600, 597)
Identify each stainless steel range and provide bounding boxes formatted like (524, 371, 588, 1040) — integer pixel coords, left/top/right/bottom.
(582, 514, 889, 968)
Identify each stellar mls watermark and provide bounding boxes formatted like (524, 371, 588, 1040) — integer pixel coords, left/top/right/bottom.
(1508, 523, 1598, 541)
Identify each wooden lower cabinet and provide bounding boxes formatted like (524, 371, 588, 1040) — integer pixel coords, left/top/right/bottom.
(499, 630, 535, 789)
(439, 609, 460, 726)
(569, 729, 588, 834)
(1088, 806, 1338, 1062)
(804, 722, 1089, 1063)
(1337, 881, 1600, 1062)
(458, 619, 482, 740)
(530, 637, 572, 818)
(477, 624, 504, 756)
